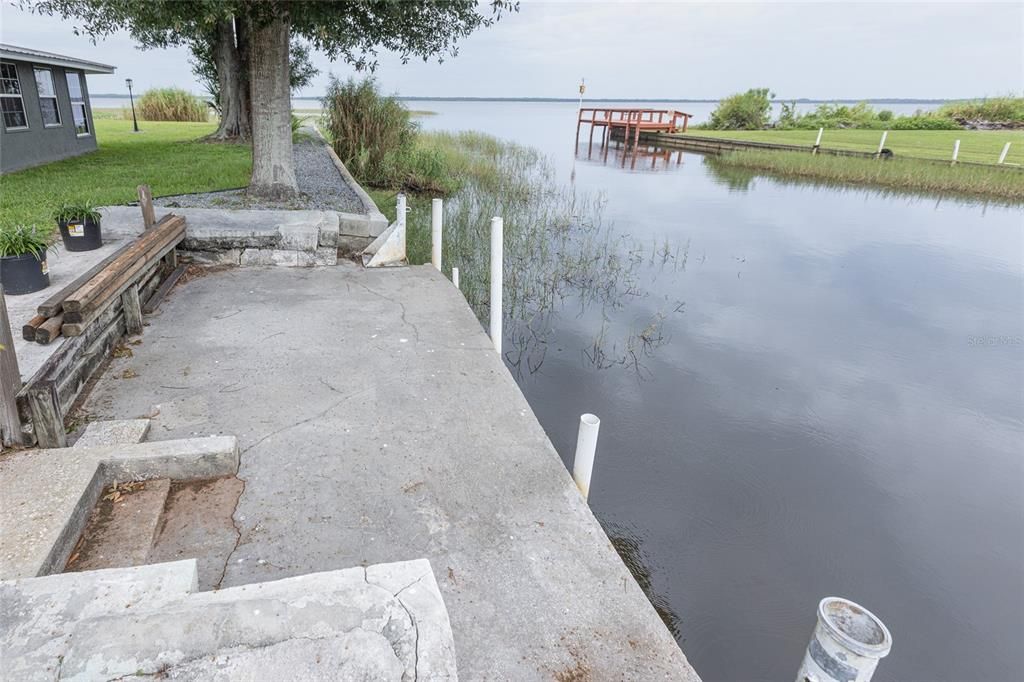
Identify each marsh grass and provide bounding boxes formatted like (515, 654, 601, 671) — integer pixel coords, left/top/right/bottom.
(936, 96, 1024, 123)
(708, 149, 1024, 202)
(395, 131, 687, 378)
(130, 87, 208, 122)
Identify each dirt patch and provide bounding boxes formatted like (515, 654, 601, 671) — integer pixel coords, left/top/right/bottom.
(148, 476, 245, 590)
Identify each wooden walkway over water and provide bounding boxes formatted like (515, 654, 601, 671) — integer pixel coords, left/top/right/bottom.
(575, 107, 693, 154)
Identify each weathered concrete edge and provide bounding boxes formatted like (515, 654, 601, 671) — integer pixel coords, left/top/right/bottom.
(32, 436, 239, 578)
(366, 558, 458, 680)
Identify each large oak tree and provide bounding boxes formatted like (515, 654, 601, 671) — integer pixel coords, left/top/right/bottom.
(29, 0, 516, 199)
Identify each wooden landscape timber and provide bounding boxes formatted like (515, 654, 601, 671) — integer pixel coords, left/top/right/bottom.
(14, 213, 187, 447)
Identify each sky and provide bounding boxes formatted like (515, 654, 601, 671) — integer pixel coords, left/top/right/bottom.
(1, 1, 1021, 100)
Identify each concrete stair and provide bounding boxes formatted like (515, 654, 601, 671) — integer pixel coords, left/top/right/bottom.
(1, 558, 457, 681)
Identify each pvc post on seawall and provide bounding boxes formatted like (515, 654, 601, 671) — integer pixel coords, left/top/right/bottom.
(796, 597, 892, 682)
(572, 413, 600, 500)
(452, 266, 460, 290)
(489, 217, 503, 355)
(813, 127, 823, 153)
(431, 198, 443, 271)
(998, 142, 1011, 164)
(951, 139, 961, 164)
(396, 193, 407, 229)
(876, 130, 888, 155)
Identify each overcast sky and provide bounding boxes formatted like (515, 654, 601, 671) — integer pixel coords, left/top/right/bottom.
(1, 1, 1021, 100)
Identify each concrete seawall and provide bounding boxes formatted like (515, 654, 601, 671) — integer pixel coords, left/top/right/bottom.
(76, 263, 701, 680)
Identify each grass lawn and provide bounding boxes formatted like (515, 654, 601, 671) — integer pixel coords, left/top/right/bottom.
(1, 118, 251, 228)
(682, 128, 1024, 165)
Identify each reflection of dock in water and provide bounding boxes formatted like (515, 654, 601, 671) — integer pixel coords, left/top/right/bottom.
(575, 107, 692, 169)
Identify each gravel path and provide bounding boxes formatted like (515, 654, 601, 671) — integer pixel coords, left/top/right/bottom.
(154, 131, 365, 214)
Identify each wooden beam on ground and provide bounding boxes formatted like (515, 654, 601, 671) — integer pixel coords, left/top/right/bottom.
(122, 285, 143, 335)
(1, 286, 26, 446)
(37, 241, 135, 317)
(34, 315, 64, 345)
(22, 315, 45, 342)
(138, 184, 156, 231)
(143, 264, 186, 315)
(26, 380, 66, 448)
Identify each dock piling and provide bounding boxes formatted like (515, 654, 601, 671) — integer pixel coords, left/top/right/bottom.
(572, 413, 600, 500)
(431, 198, 443, 271)
(998, 141, 1011, 164)
(489, 217, 503, 356)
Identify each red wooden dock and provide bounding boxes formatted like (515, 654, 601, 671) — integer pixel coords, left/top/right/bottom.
(575, 107, 693, 153)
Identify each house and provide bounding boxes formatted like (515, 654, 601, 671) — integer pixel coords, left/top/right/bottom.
(0, 44, 115, 173)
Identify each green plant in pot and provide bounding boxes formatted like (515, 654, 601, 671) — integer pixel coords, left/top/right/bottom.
(0, 223, 55, 295)
(53, 199, 103, 252)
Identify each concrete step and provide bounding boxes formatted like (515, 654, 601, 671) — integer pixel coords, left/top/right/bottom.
(147, 476, 245, 590)
(64, 478, 171, 573)
(1, 558, 456, 681)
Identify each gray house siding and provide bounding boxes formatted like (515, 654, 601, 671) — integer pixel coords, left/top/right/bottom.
(0, 60, 99, 173)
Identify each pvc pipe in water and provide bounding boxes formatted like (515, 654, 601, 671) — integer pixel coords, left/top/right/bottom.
(452, 266, 460, 290)
(998, 142, 1011, 164)
(572, 413, 600, 500)
(796, 597, 892, 682)
(952, 139, 961, 163)
(431, 198, 443, 271)
(877, 130, 888, 154)
(489, 217, 503, 355)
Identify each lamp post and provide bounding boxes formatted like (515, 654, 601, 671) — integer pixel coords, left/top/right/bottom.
(125, 78, 139, 132)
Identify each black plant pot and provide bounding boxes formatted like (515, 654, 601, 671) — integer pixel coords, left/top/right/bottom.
(58, 217, 102, 252)
(0, 252, 50, 295)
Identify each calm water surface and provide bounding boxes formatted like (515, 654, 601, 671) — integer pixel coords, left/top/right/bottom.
(417, 101, 1023, 682)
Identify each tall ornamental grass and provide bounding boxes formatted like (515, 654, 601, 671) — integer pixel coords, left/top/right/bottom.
(129, 88, 208, 122)
(322, 77, 417, 187)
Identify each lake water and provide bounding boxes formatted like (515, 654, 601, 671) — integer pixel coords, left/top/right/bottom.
(413, 101, 1023, 682)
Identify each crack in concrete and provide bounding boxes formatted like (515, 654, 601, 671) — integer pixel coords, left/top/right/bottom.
(350, 280, 422, 343)
(363, 567, 425, 682)
(214, 474, 247, 590)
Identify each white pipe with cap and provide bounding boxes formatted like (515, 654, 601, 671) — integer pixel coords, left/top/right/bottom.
(452, 266, 460, 290)
(796, 597, 892, 682)
(572, 413, 600, 500)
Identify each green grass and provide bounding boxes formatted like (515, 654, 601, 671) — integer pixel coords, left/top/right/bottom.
(679, 128, 1024, 165)
(708, 150, 1024, 202)
(0, 118, 251, 228)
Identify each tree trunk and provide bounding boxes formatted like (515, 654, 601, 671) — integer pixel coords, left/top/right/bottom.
(208, 18, 250, 141)
(247, 14, 296, 199)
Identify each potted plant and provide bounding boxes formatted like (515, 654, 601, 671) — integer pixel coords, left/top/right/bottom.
(0, 224, 54, 295)
(53, 200, 103, 252)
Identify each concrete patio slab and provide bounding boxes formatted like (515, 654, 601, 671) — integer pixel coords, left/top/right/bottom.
(78, 264, 700, 680)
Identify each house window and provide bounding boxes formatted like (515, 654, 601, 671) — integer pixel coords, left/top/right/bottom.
(65, 71, 89, 136)
(33, 67, 61, 127)
(1, 61, 28, 130)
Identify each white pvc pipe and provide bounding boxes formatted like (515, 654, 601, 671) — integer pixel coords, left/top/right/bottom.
(572, 413, 600, 500)
(452, 266, 460, 290)
(796, 597, 892, 682)
(489, 217, 503, 355)
(814, 127, 823, 147)
(877, 130, 888, 154)
(998, 141, 1011, 164)
(431, 198, 443, 271)
(952, 139, 961, 163)
(396, 193, 407, 229)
